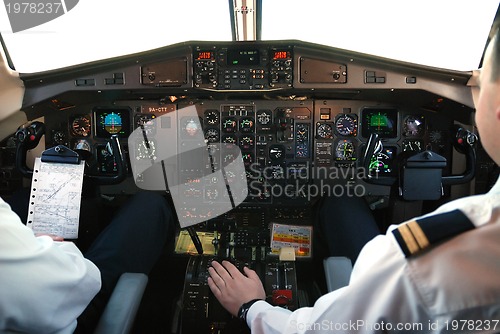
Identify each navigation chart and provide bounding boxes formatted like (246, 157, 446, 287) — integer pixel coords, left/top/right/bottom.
(26, 157, 85, 239)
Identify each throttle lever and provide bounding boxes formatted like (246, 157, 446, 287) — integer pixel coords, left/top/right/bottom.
(86, 134, 127, 184)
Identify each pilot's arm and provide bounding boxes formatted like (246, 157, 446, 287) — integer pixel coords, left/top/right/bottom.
(0, 197, 101, 334)
(209, 230, 417, 333)
(243, 232, 417, 334)
(210, 182, 500, 334)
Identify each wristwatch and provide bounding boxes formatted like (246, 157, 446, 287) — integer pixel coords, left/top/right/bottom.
(238, 299, 262, 322)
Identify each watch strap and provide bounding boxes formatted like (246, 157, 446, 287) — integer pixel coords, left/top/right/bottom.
(238, 299, 262, 322)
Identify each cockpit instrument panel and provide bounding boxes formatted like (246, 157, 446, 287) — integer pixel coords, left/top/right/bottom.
(94, 107, 131, 138)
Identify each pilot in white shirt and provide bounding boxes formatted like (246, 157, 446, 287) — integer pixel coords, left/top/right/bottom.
(243, 178, 500, 333)
(0, 191, 173, 333)
(0, 197, 101, 333)
(207, 25, 500, 334)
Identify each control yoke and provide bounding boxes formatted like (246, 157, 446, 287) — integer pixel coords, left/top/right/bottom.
(15, 121, 126, 184)
(442, 126, 477, 185)
(15, 121, 45, 177)
(362, 126, 477, 199)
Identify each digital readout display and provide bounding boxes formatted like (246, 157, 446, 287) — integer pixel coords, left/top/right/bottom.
(361, 108, 398, 138)
(272, 51, 291, 59)
(94, 107, 131, 138)
(196, 51, 214, 60)
(227, 49, 260, 66)
(369, 146, 396, 175)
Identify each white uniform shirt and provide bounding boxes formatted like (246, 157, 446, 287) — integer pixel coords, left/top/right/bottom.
(0, 198, 101, 334)
(247, 178, 500, 333)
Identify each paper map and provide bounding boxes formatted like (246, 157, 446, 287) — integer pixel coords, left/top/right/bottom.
(26, 157, 85, 239)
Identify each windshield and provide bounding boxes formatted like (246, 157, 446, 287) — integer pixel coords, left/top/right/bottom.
(0, 0, 498, 73)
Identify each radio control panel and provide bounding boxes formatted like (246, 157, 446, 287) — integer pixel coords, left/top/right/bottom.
(193, 46, 293, 90)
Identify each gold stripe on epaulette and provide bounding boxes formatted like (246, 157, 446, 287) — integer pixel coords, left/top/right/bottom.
(407, 220, 430, 250)
(398, 224, 420, 255)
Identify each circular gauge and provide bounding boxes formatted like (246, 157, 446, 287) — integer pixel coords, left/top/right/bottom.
(224, 170, 237, 184)
(182, 118, 201, 137)
(251, 181, 271, 201)
(296, 143, 309, 158)
(267, 164, 284, 180)
(104, 112, 122, 135)
(269, 145, 285, 161)
(52, 130, 66, 144)
(296, 124, 308, 143)
(135, 114, 156, 134)
(223, 152, 237, 164)
(222, 118, 237, 133)
(317, 123, 333, 139)
(242, 152, 254, 165)
(403, 115, 425, 136)
(205, 110, 220, 126)
(240, 135, 254, 149)
(73, 139, 91, 151)
(73, 139, 92, 159)
(71, 116, 91, 137)
(209, 175, 219, 184)
(205, 128, 220, 143)
(222, 134, 238, 144)
(245, 170, 254, 181)
(335, 114, 357, 136)
(205, 188, 219, 201)
(257, 110, 271, 125)
(402, 139, 424, 152)
(239, 117, 255, 133)
(206, 145, 219, 160)
(136, 139, 156, 160)
(335, 139, 356, 160)
(429, 130, 443, 143)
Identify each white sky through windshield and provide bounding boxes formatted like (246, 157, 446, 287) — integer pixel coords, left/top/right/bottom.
(0, 0, 498, 73)
(263, 0, 498, 71)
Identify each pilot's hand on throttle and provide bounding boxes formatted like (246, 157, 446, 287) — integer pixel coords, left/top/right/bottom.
(208, 260, 266, 316)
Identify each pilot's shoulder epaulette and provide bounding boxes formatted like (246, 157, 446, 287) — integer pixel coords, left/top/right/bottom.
(392, 209, 475, 257)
